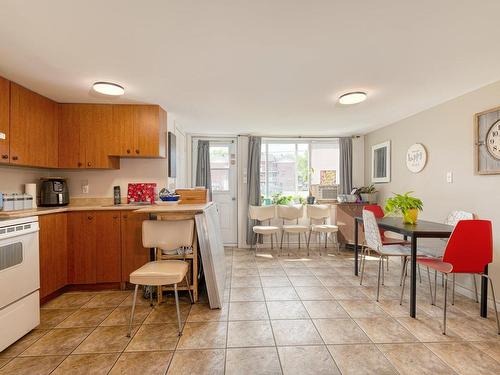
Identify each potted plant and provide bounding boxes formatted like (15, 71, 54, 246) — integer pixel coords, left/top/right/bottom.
(358, 184, 378, 203)
(384, 191, 423, 224)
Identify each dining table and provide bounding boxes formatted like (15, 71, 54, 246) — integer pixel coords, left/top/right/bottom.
(353, 216, 490, 319)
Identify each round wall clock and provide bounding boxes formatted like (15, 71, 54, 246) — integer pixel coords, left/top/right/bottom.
(486, 119, 500, 160)
(406, 143, 427, 173)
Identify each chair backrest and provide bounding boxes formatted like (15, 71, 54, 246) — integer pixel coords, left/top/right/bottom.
(277, 204, 303, 222)
(442, 220, 492, 273)
(248, 205, 276, 221)
(142, 219, 194, 250)
(362, 209, 383, 251)
(444, 210, 475, 227)
(363, 204, 385, 218)
(307, 204, 330, 220)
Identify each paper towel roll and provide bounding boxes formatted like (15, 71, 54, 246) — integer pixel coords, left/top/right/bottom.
(25, 183, 37, 208)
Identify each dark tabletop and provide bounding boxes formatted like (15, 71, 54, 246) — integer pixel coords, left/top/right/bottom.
(355, 216, 454, 237)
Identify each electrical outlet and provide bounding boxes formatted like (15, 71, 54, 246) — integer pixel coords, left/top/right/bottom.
(81, 180, 89, 194)
(446, 171, 453, 183)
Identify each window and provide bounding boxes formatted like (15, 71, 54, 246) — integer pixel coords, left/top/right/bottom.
(260, 139, 340, 203)
(210, 146, 230, 191)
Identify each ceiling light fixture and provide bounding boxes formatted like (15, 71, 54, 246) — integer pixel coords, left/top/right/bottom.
(338, 91, 367, 105)
(92, 81, 125, 96)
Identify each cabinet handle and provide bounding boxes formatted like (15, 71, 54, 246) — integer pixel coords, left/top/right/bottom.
(1, 154, 8, 159)
(122, 215, 128, 219)
(135, 149, 140, 154)
(87, 216, 93, 220)
(113, 215, 119, 219)
(12, 156, 18, 161)
(126, 149, 131, 154)
(87, 162, 92, 167)
(77, 162, 82, 167)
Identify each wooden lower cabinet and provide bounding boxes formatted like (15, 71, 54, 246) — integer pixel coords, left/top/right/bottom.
(67, 211, 97, 284)
(120, 212, 149, 283)
(96, 212, 122, 283)
(39, 213, 68, 298)
(39, 210, 147, 301)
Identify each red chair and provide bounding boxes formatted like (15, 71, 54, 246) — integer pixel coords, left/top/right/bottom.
(401, 220, 499, 335)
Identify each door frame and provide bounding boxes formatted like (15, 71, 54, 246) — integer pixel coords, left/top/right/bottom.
(190, 136, 239, 246)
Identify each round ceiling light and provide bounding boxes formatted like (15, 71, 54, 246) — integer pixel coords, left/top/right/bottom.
(338, 91, 367, 105)
(92, 82, 125, 96)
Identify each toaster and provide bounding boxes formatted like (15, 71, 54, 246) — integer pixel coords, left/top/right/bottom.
(39, 177, 69, 207)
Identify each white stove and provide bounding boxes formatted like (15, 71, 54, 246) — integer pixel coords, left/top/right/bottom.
(0, 216, 40, 352)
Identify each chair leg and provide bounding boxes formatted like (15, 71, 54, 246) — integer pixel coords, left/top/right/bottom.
(360, 248, 366, 285)
(473, 274, 479, 303)
(443, 274, 448, 335)
(307, 230, 312, 256)
(127, 284, 139, 337)
(271, 234, 274, 250)
(485, 276, 500, 335)
(434, 270, 438, 305)
(298, 233, 301, 249)
(381, 254, 385, 286)
(452, 274, 455, 305)
(376, 255, 383, 302)
(427, 266, 434, 305)
(250, 232, 256, 252)
(185, 275, 193, 303)
(334, 233, 340, 255)
(174, 283, 183, 336)
(287, 233, 290, 256)
(400, 257, 408, 305)
(386, 255, 389, 271)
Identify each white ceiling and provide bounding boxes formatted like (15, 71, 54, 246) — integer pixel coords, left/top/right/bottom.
(1, 0, 500, 136)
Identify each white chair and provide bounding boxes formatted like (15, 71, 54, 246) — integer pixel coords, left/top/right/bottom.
(127, 220, 194, 337)
(248, 205, 280, 252)
(277, 204, 309, 256)
(361, 209, 411, 301)
(306, 204, 340, 256)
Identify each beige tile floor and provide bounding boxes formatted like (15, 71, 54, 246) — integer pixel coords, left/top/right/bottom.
(1, 247, 500, 374)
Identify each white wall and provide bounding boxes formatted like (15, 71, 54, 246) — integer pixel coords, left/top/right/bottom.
(0, 166, 50, 194)
(364, 79, 500, 303)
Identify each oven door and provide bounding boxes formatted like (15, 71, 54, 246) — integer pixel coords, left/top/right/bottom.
(0, 227, 40, 308)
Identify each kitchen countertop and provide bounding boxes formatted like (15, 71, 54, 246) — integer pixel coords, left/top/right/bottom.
(0, 202, 214, 219)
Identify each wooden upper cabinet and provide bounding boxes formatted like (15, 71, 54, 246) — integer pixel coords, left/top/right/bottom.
(0, 77, 9, 164)
(113, 104, 167, 158)
(59, 104, 119, 169)
(10, 83, 59, 168)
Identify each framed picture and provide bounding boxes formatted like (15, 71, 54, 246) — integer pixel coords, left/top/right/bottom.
(371, 141, 391, 183)
(475, 106, 500, 174)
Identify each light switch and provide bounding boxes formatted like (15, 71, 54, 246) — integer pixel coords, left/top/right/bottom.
(446, 171, 453, 183)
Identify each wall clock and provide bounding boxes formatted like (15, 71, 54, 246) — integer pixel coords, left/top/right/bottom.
(406, 143, 427, 173)
(475, 106, 500, 174)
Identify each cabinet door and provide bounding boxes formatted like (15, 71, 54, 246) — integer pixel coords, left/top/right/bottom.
(95, 211, 122, 282)
(59, 104, 85, 168)
(10, 83, 59, 168)
(121, 212, 149, 282)
(68, 211, 97, 284)
(0, 77, 9, 164)
(135, 105, 162, 157)
(82, 104, 119, 168)
(113, 105, 135, 156)
(39, 213, 68, 298)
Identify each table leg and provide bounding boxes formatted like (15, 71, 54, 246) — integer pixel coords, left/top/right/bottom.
(480, 265, 488, 318)
(354, 219, 359, 276)
(410, 234, 417, 318)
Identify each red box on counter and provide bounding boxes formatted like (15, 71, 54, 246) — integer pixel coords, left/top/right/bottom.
(127, 183, 157, 204)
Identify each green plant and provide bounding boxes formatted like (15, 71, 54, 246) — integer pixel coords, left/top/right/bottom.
(358, 184, 377, 194)
(384, 192, 423, 216)
(271, 192, 293, 205)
